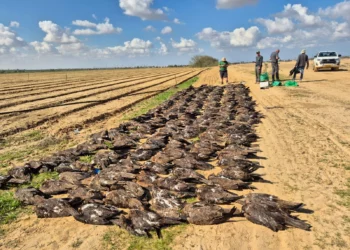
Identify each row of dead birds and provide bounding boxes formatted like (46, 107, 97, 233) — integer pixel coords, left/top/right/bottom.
(0, 84, 311, 237)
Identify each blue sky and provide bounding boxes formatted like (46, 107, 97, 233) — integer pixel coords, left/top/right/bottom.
(0, 0, 349, 69)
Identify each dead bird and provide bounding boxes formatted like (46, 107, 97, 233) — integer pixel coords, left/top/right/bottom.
(155, 177, 196, 193)
(127, 209, 182, 238)
(130, 149, 156, 161)
(218, 159, 261, 173)
(59, 172, 91, 185)
(105, 189, 144, 209)
(0, 175, 11, 188)
(93, 150, 124, 169)
(111, 133, 137, 150)
(141, 135, 169, 150)
(208, 175, 252, 190)
(171, 168, 210, 184)
(183, 125, 201, 139)
(172, 156, 214, 171)
(56, 163, 81, 173)
(35, 198, 76, 218)
(241, 193, 303, 211)
(136, 171, 158, 187)
(217, 167, 264, 182)
(217, 144, 259, 161)
(109, 157, 141, 173)
(141, 161, 172, 175)
(196, 185, 242, 204)
(149, 187, 186, 220)
(15, 187, 50, 205)
(8, 166, 32, 183)
(242, 201, 311, 232)
(89, 170, 136, 190)
(190, 140, 222, 160)
(68, 187, 104, 201)
(40, 180, 76, 195)
(183, 202, 236, 225)
(73, 203, 121, 225)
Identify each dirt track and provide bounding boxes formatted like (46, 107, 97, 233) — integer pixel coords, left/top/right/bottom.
(1, 61, 350, 250)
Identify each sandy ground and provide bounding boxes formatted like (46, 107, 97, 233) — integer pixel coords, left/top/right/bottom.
(1, 61, 350, 250)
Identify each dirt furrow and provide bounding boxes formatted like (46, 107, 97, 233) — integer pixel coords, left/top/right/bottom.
(0, 70, 183, 109)
(0, 71, 193, 115)
(53, 70, 204, 134)
(0, 70, 199, 137)
(0, 69, 188, 95)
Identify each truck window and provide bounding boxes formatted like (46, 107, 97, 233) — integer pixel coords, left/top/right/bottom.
(318, 52, 337, 57)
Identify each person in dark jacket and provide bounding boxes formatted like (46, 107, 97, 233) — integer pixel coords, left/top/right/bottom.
(293, 49, 309, 81)
(255, 51, 263, 83)
(270, 49, 280, 82)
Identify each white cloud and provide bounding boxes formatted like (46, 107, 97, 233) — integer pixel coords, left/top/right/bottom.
(197, 27, 231, 49)
(171, 38, 199, 53)
(163, 7, 170, 12)
(257, 17, 294, 34)
(145, 25, 156, 32)
(92, 14, 98, 20)
(30, 41, 55, 54)
(0, 23, 26, 48)
(107, 38, 153, 56)
(197, 26, 260, 49)
(161, 26, 172, 34)
(72, 20, 97, 28)
(281, 4, 322, 27)
(73, 18, 122, 35)
(56, 42, 89, 56)
(319, 1, 350, 21)
(39, 21, 79, 43)
(174, 18, 183, 24)
(332, 21, 350, 40)
(119, 0, 167, 20)
(230, 26, 260, 46)
(159, 42, 168, 55)
(155, 36, 162, 41)
(216, 0, 258, 9)
(10, 21, 20, 28)
(257, 35, 292, 49)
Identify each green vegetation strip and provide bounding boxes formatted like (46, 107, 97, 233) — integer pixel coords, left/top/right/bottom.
(0, 191, 21, 224)
(122, 77, 198, 120)
(102, 224, 186, 250)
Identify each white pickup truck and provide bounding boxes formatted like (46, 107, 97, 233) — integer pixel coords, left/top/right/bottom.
(313, 51, 341, 71)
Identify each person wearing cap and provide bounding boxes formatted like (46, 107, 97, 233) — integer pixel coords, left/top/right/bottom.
(255, 51, 263, 83)
(293, 49, 309, 81)
(219, 57, 229, 84)
(270, 49, 280, 82)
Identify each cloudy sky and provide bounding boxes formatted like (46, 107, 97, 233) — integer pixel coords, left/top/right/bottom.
(0, 0, 349, 69)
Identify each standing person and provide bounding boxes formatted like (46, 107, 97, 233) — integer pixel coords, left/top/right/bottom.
(219, 57, 229, 84)
(293, 49, 309, 81)
(255, 51, 263, 83)
(270, 49, 280, 82)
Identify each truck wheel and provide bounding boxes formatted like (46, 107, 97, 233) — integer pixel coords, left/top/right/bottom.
(331, 68, 335, 71)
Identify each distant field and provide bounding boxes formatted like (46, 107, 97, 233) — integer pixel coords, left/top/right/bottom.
(0, 68, 204, 138)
